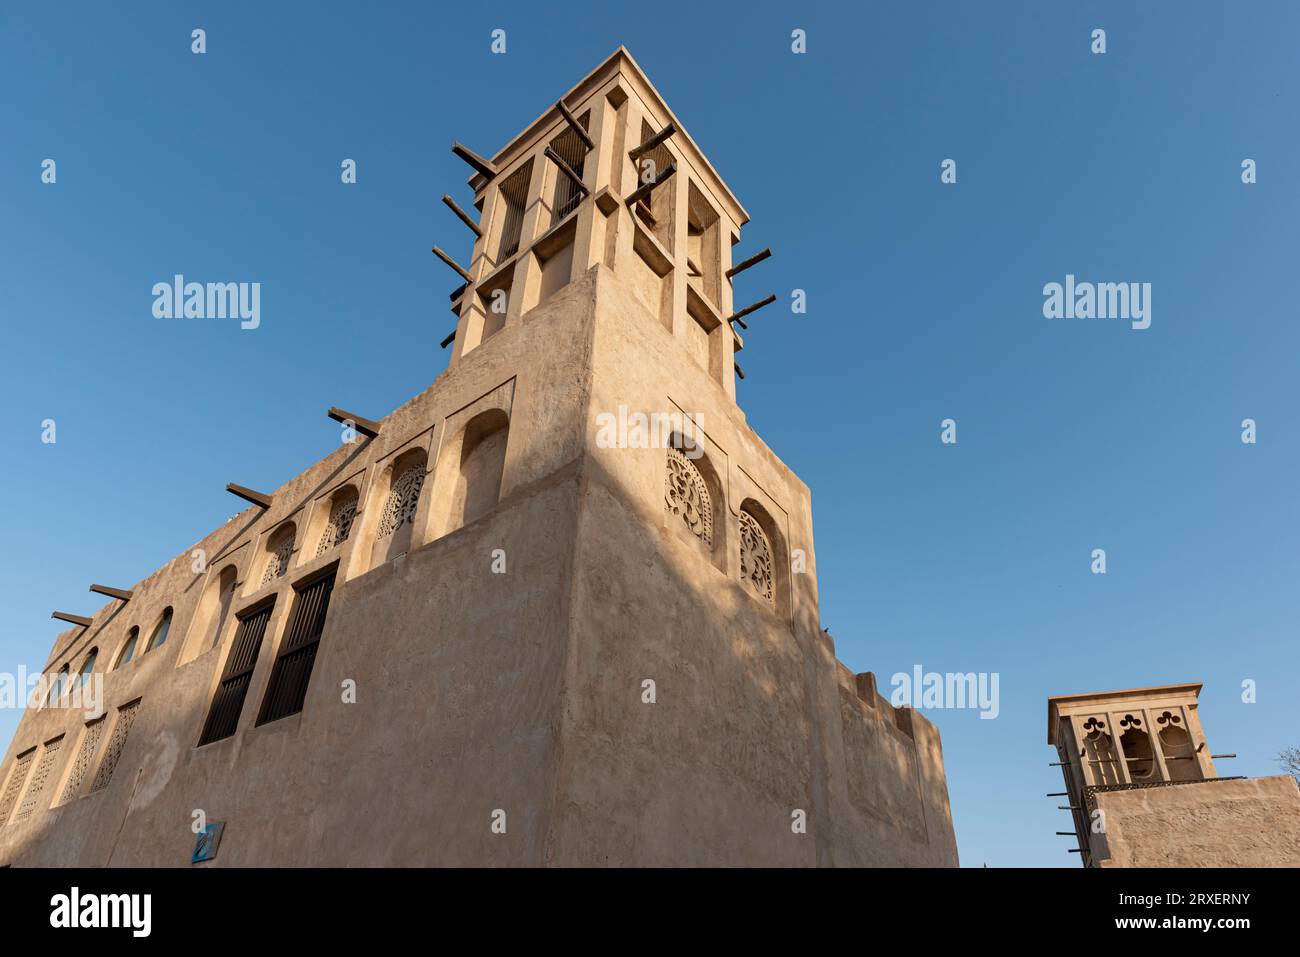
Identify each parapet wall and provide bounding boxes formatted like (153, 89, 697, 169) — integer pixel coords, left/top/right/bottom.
(1091, 775, 1300, 867)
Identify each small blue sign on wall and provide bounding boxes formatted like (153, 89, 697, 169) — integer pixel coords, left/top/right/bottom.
(192, 822, 225, 864)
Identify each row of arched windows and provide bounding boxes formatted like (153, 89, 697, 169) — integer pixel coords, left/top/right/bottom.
(41, 410, 513, 706)
(186, 409, 512, 660)
(43, 609, 171, 708)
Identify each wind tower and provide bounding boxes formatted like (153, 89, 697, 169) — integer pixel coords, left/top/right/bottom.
(1048, 683, 1300, 867)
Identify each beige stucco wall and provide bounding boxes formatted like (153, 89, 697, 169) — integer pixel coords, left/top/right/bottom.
(0, 47, 959, 866)
(1091, 775, 1300, 867)
(0, 264, 958, 867)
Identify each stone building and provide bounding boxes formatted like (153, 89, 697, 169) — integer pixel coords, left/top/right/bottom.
(1049, 682, 1300, 866)
(0, 48, 958, 867)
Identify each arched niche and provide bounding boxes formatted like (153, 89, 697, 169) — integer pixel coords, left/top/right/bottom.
(369, 447, 428, 568)
(260, 524, 297, 586)
(663, 434, 725, 571)
(737, 497, 789, 617)
(431, 409, 510, 539)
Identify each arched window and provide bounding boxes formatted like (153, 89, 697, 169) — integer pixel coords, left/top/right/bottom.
(1080, 716, 1123, 786)
(738, 507, 774, 605)
(145, 608, 173, 653)
(665, 446, 713, 547)
(45, 665, 69, 707)
(316, 486, 359, 557)
(77, 648, 98, 689)
(372, 450, 428, 567)
(114, 627, 139, 670)
(261, 524, 296, 585)
(1158, 710, 1199, 782)
(1119, 713, 1156, 780)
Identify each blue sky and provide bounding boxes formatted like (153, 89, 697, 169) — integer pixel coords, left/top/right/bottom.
(2, 1, 1297, 866)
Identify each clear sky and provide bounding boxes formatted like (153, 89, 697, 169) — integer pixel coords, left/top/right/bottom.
(2, 1, 1297, 867)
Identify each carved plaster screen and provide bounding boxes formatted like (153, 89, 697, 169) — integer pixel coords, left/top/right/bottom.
(739, 510, 774, 604)
(377, 465, 425, 540)
(665, 447, 712, 547)
(316, 490, 359, 556)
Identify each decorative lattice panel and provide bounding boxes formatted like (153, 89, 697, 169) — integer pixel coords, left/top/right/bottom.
(316, 494, 358, 556)
(0, 750, 36, 825)
(739, 510, 774, 604)
(60, 717, 106, 803)
(665, 448, 712, 546)
(261, 532, 295, 585)
(90, 701, 141, 793)
(377, 465, 425, 539)
(15, 738, 64, 820)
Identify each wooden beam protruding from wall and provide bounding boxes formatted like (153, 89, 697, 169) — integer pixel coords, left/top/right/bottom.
(52, 612, 93, 628)
(452, 142, 498, 181)
(226, 484, 273, 509)
(726, 247, 772, 280)
(727, 294, 777, 326)
(441, 195, 483, 238)
(555, 100, 595, 152)
(625, 162, 677, 207)
(89, 585, 133, 602)
(326, 407, 381, 439)
(544, 146, 590, 198)
(431, 246, 472, 282)
(628, 121, 677, 160)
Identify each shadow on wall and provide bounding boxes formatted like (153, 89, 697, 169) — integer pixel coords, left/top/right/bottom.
(1, 409, 951, 866)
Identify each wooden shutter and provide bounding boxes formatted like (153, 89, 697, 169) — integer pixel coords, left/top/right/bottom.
(257, 571, 336, 725)
(199, 603, 274, 745)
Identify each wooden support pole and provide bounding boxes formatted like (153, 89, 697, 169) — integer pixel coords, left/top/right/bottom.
(734, 361, 745, 380)
(555, 100, 594, 151)
(52, 612, 93, 628)
(624, 162, 676, 208)
(441, 195, 483, 237)
(89, 585, 133, 602)
(725, 247, 772, 280)
(449, 281, 468, 302)
(726, 293, 777, 326)
(628, 121, 677, 160)
(326, 407, 381, 439)
(452, 142, 497, 180)
(227, 484, 272, 509)
(440, 330, 457, 349)
(544, 146, 590, 197)
(431, 245, 472, 282)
